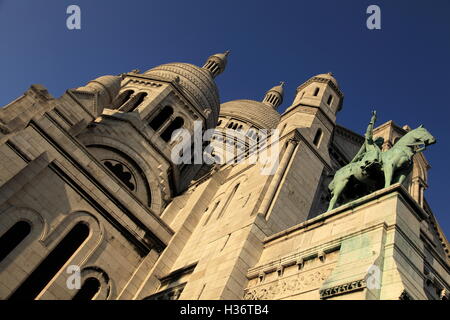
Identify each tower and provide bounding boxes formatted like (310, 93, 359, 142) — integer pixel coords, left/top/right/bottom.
(291, 72, 343, 121)
(135, 83, 286, 299)
(262, 82, 284, 109)
(202, 51, 230, 78)
(76, 52, 230, 213)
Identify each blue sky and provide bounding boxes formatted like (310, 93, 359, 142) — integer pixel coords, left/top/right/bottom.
(1, 0, 449, 234)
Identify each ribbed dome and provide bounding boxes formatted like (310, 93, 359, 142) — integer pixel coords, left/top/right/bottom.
(220, 99, 281, 129)
(144, 63, 220, 121)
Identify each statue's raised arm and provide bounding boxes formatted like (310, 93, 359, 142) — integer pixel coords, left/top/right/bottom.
(349, 110, 377, 164)
(365, 110, 377, 144)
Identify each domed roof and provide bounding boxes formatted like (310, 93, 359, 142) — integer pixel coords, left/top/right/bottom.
(211, 51, 230, 61)
(144, 63, 220, 121)
(202, 51, 230, 78)
(313, 72, 339, 88)
(91, 75, 122, 99)
(77, 75, 122, 106)
(266, 82, 285, 96)
(220, 99, 281, 129)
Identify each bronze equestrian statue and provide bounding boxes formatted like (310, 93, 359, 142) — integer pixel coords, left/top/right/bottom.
(327, 111, 436, 211)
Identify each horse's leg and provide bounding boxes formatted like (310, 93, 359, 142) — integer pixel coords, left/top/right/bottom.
(327, 192, 337, 212)
(394, 166, 410, 185)
(384, 164, 394, 188)
(327, 178, 349, 211)
(397, 172, 408, 185)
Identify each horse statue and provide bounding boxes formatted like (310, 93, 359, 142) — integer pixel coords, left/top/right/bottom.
(327, 111, 436, 211)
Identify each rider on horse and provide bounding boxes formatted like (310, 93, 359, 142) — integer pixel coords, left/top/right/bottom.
(350, 110, 384, 173)
(326, 111, 435, 212)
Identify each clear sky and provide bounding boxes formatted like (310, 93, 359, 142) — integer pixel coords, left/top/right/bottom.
(1, 0, 449, 235)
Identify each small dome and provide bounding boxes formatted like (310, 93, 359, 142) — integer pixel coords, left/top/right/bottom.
(77, 75, 122, 106)
(144, 63, 220, 122)
(267, 82, 285, 96)
(220, 99, 281, 129)
(313, 72, 339, 88)
(263, 82, 285, 109)
(208, 51, 230, 67)
(203, 51, 230, 78)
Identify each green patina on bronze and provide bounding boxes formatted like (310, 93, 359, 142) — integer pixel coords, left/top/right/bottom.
(327, 111, 436, 211)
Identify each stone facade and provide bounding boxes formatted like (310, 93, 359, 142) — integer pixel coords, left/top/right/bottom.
(0, 54, 448, 300)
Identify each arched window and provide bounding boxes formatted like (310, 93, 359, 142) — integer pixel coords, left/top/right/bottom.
(217, 183, 240, 219)
(9, 222, 90, 300)
(160, 117, 184, 142)
(89, 145, 152, 207)
(149, 106, 173, 131)
(103, 160, 136, 191)
(327, 95, 333, 106)
(125, 92, 148, 112)
(0, 221, 31, 263)
(313, 128, 323, 147)
(204, 200, 220, 226)
(111, 90, 134, 110)
(313, 87, 320, 96)
(72, 277, 101, 300)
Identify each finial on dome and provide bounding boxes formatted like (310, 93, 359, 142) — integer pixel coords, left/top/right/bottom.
(202, 51, 230, 78)
(262, 82, 285, 109)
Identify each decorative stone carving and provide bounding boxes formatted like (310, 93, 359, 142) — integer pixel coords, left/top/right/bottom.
(103, 159, 136, 191)
(296, 257, 304, 270)
(244, 267, 334, 300)
(319, 279, 366, 299)
(318, 250, 325, 262)
(204, 107, 212, 118)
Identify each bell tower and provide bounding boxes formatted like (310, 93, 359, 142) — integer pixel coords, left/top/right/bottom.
(291, 72, 343, 122)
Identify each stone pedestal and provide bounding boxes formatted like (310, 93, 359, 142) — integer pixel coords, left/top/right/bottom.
(244, 184, 431, 300)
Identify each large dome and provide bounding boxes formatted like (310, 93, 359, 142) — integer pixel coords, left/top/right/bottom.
(220, 99, 281, 129)
(144, 63, 220, 121)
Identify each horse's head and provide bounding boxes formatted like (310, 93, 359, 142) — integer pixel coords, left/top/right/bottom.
(412, 125, 436, 146)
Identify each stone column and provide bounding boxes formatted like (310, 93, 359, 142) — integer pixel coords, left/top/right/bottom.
(257, 133, 300, 218)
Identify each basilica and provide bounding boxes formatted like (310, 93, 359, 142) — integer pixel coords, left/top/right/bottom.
(0, 52, 448, 300)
